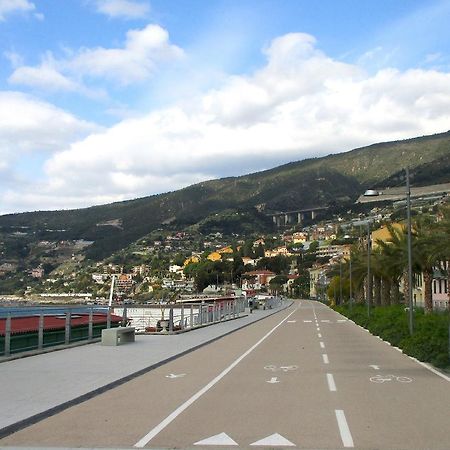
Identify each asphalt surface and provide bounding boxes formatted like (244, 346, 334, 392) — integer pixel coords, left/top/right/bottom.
(1, 300, 449, 450)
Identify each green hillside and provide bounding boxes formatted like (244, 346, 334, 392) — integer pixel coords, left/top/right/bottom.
(1, 130, 449, 260)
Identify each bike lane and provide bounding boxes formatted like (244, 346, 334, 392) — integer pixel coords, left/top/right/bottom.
(137, 300, 346, 449)
(312, 303, 450, 450)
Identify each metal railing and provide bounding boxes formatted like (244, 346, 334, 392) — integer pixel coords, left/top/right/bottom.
(0, 306, 113, 358)
(115, 297, 247, 334)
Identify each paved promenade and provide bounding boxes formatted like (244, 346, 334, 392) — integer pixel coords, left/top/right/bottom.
(2, 300, 449, 449)
(0, 302, 291, 437)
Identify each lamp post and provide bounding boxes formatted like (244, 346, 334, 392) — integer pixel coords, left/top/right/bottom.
(349, 253, 353, 312)
(367, 222, 372, 318)
(363, 167, 414, 335)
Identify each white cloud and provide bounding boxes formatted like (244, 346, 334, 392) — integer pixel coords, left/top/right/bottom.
(8, 24, 183, 91)
(68, 24, 183, 84)
(9, 63, 80, 92)
(0, 0, 40, 21)
(3, 32, 450, 213)
(0, 91, 99, 164)
(92, 0, 150, 19)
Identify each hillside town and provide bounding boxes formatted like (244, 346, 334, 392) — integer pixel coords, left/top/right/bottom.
(2, 191, 448, 313)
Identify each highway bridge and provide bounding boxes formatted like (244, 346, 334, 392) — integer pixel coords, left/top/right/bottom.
(268, 207, 328, 227)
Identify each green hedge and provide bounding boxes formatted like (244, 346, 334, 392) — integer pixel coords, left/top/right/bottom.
(334, 304, 450, 369)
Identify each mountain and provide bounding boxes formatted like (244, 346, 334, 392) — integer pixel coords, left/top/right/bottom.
(1, 130, 450, 260)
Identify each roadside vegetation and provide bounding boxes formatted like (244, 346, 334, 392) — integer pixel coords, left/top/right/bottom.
(334, 304, 450, 369)
(329, 205, 450, 370)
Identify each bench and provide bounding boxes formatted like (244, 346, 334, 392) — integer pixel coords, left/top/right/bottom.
(101, 326, 135, 346)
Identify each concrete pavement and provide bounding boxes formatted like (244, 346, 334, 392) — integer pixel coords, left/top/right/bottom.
(0, 302, 291, 438)
(1, 300, 450, 449)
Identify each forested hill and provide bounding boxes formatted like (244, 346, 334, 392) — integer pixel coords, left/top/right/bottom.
(1, 130, 449, 260)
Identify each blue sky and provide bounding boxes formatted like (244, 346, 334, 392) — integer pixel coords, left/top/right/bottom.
(1, 0, 450, 213)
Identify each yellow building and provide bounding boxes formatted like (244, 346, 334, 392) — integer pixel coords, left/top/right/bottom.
(371, 223, 404, 248)
(183, 256, 200, 267)
(217, 246, 234, 254)
(207, 252, 222, 261)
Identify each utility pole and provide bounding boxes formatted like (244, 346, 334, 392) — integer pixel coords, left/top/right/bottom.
(367, 222, 371, 318)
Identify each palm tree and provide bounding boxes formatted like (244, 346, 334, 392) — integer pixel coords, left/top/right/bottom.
(375, 224, 409, 305)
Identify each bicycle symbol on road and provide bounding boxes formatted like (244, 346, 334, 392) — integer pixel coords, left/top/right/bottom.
(264, 365, 298, 372)
(370, 374, 413, 383)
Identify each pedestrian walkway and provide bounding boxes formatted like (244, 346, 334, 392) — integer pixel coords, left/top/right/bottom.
(0, 301, 291, 437)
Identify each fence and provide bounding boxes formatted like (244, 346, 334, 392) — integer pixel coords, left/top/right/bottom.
(114, 297, 247, 333)
(0, 306, 119, 358)
(0, 297, 248, 357)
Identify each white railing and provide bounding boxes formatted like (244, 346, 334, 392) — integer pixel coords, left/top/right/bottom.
(114, 297, 247, 334)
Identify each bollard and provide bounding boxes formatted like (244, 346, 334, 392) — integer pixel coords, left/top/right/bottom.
(107, 308, 111, 329)
(190, 304, 194, 328)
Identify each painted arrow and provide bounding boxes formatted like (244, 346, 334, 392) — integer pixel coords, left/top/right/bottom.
(266, 377, 280, 384)
(369, 365, 380, 370)
(165, 373, 186, 379)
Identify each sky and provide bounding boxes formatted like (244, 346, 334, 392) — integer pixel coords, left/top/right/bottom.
(1, 0, 450, 214)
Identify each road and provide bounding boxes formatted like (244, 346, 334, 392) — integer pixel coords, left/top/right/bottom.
(1, 300, 449, 449)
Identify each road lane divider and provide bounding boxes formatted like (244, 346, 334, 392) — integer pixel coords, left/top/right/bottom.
(322, 354, 329, 364)
(319, 342, 325, 349)
(134, 308, 298, 448)
(326, 373, 337, 392)
(335, 410, 354, 447)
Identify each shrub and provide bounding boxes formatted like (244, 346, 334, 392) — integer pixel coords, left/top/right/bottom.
(334, 305, 449, 370)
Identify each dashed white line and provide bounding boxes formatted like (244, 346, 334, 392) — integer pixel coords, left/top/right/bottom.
(317, 333, 322, 338)
(327, 373, 337, 391)
(133, 308, 297, 448)
(335, 410, 354, 447)
(320, 341, 325, 349)
(322, 354, 329, 364)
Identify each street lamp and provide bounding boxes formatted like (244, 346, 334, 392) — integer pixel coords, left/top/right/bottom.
(367, 222, 372, 318)
(363, 167, 414, 335)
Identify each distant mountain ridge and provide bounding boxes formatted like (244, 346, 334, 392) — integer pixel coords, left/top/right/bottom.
(1, 130, 449, 260)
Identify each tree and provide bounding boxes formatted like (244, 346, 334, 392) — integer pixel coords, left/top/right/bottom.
(269, 275, 288, 294)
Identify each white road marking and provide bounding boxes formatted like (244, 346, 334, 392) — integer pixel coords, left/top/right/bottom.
(320, 341, 325, 349)
(317, 333, 322, 338)
(369, 365, 380, 370)
(337, 319, 347, 322)
(370, 374, 413, 383)
(316, 327, 320, 331)
(250, 433, 295, 447)
(327, 373, 337, 391)
(287, 320, 297, 323)
(165, 373, 186, 379)
(303, 320, 312, 323)
(335, 410, 354, 447)
(134, 308, 297, 448)
(266, 377, 280, 384)
(194, 432, 238, 446)
(321, 320, 331, 323)
(412, 358, 450, 382)
(322, 354, 329, 364)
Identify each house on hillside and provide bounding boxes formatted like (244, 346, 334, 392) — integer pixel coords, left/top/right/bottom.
(243, 270, 276, 290)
